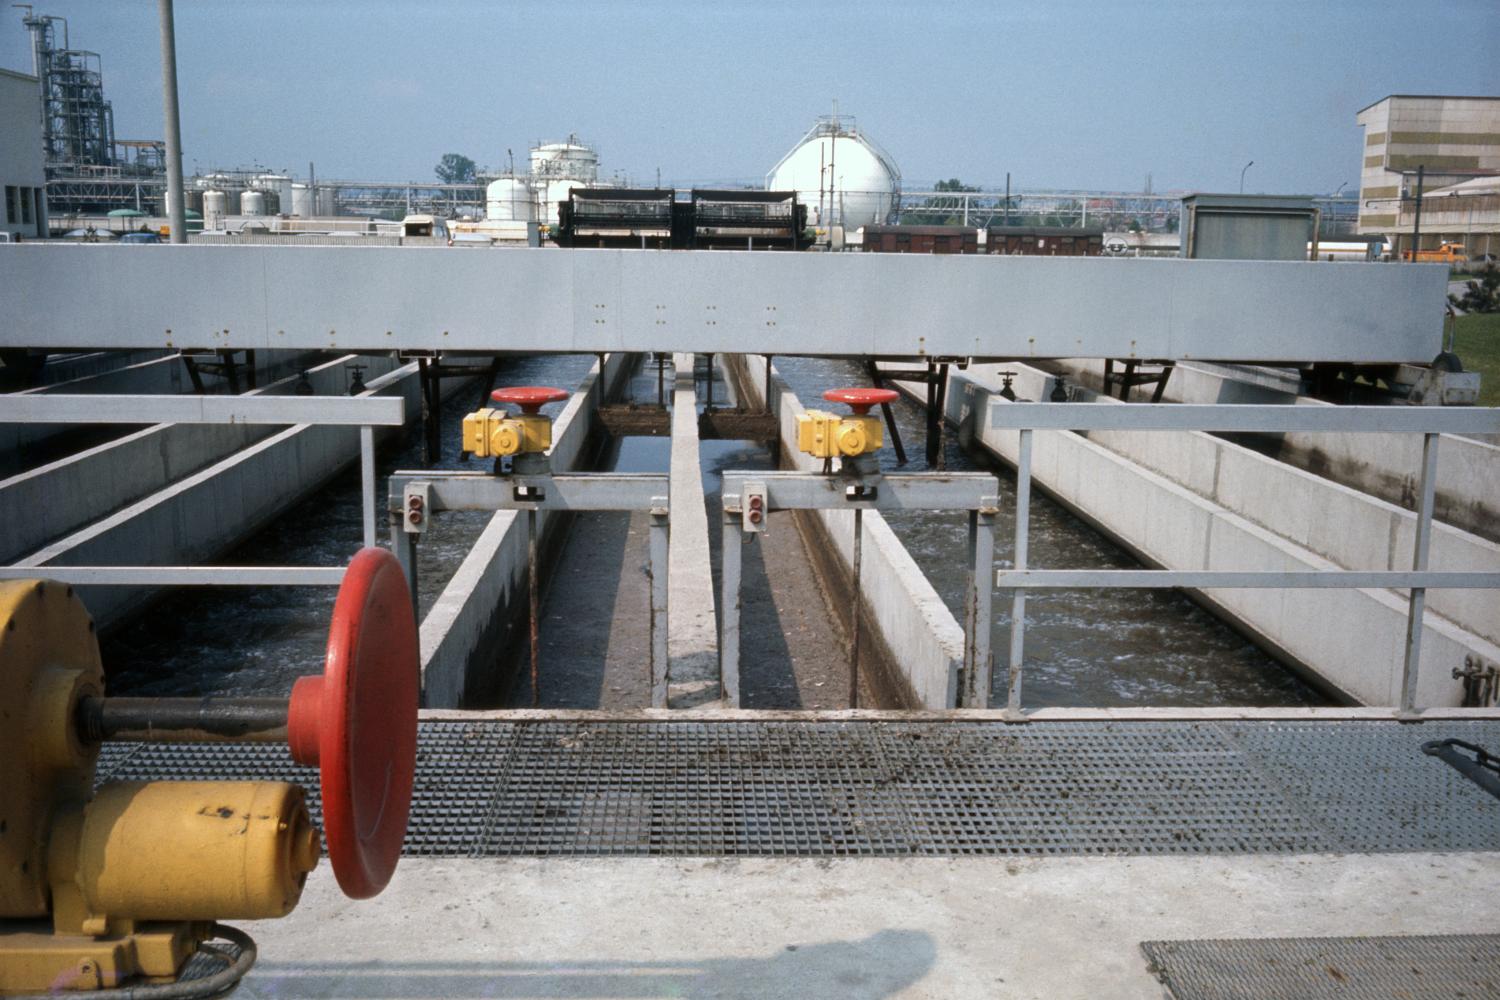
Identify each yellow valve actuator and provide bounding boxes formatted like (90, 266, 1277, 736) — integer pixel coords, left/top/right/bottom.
(462, 408, 552, 458)
(796, 410, 884, 459)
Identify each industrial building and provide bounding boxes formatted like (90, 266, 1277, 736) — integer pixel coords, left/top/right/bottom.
(1356, 94, 1500, 258)
(0, 67, 46, 239)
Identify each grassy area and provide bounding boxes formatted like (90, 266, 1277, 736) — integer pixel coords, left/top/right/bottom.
(1453, 312, 1500, 406)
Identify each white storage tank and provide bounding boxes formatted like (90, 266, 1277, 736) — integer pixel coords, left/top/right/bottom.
(290, 183, 312, 217)
(529, 135, 599, 183)
(255, 174, 292, 214)
(202, 189, 228, 229)
(485, 176, 535, 222)
(240, 190, 266, 216)
(767, 115, 901, 229)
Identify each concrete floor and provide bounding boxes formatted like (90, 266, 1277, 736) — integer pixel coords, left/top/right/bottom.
(239, 853, 1500, 999)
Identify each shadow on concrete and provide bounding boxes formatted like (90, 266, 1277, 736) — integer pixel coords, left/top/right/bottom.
(243, 928, 937, 999)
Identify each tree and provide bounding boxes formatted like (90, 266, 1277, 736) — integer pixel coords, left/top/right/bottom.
(1450, 264, 1500, 314)
(435, 153, 477, 185)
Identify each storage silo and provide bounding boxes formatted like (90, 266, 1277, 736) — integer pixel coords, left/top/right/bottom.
(767, 115, 901, 229)
(202, 189, 228, 230)
(255, 174, 292, 214)
(485, 176, 535, 221)
(290, 183, 312, 217)
(530, 136, 598, 225)
(240, 190, 266, 216)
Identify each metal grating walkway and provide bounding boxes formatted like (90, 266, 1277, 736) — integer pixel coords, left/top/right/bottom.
(96, 719, 1500, 858)
(1142, 935, 1500, 999)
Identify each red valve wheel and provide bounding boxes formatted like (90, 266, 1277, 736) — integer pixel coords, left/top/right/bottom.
(823, 387, 899, 415)
(490, 386, 570, 414)
(286, 547, 418, 899)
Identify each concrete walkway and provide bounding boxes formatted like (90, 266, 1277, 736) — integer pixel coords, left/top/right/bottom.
(239, 852, 1500, 999)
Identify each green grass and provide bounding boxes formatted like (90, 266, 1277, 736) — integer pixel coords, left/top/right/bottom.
(1453, 312, 1500, 406)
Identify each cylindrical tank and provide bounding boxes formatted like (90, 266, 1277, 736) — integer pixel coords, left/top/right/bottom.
(485, 177, 535, 222)
(256, 174, 293, 214)
(202, 189, 228, 229)
(240, 190, 266, 216)
(529, 137, 599, 183)
(290, 183, 313, 217)
(767, 117, 901, 229)
(315, 186, 337, 215)
(542, 179, 584, 226)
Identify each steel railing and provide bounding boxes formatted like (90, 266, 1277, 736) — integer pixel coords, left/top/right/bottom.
(987, 402, 1500, 713)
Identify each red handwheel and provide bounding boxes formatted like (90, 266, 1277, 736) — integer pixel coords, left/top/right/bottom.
(286, 547, 418, 899)
(823, 387, 899, 415)
(491, 386, 570, 414)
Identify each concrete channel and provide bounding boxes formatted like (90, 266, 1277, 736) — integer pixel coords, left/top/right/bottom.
(14, 353, 467, 629)
(903, 362, 1500, 708)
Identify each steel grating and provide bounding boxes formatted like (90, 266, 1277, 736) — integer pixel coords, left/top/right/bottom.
(94, 720, 1500, 858)
(1141, 935, 1500, 999)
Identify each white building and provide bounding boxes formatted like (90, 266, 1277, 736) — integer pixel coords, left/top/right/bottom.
(1, 67, 47, 239)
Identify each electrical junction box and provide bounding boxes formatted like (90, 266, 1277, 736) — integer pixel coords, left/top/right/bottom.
(741, 481, 767, 533)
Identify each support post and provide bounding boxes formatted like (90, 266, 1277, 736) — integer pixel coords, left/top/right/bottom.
(527, 507, 540, 707)
(1006, 429, 1033, 714)
(850, 507, 864, 708)
(1400, 431, 1439, 713)
(963, 506, 996, 708)
(649, 501, 670, 708)
(390, 510, 418, 610)
(360, 425, 376, 549)
(720, 507, 742, 708)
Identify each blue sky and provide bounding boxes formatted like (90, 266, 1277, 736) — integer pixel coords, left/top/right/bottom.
(3, 1, 1496, 193)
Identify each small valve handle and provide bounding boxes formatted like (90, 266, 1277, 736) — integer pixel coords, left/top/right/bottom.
(823, 387, 898, 416)
(490, 386, 570, 415)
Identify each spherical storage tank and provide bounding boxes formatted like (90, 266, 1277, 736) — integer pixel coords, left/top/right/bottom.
(767, 116, 901, 229)
(485, 177, 535, 222)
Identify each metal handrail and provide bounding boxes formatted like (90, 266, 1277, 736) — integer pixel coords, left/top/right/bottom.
(987, 400, 1500, 714)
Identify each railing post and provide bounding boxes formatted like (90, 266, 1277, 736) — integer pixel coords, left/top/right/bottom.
(1400, 431, 1440, 713)
(963, 505, 997, 708)
(1006, 428, 1033, 714)
(360, 425, 377, 549)
(720, 505, 742, 708)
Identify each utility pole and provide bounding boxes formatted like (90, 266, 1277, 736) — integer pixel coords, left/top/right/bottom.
(158, 0, 187, 242)
(1239, 160, 1254, 194)
(1407, 164, 1426, 261)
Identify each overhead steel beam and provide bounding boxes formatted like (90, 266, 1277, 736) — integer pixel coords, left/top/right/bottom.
(0, 393, 405, 426)
(0, 246, 1446, 362)
(988, 402, 1500, 435)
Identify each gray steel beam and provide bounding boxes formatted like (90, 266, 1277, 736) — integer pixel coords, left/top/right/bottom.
(0, 393, 405, 426)
(388, 472, 669, 513)
(988, 402, 1500, 434)
(0, 247, 1446, 363)
(0, 566, 344, 585)
(994, 570, 1500, 589)
(722, 472, 998, 513)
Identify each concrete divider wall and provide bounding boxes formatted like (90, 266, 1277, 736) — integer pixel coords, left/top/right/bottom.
(1053, 357, 1500, 544)
(666, 353, 719, 703)
(730, 354, 964, 709)
(18, 360, 430, 629)
(932, 363, 1499, 708)
(420, 353, 635, 708)
(0, 354, 401, 564)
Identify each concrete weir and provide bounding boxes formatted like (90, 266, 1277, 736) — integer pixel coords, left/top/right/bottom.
(906, 364, 1500, 708)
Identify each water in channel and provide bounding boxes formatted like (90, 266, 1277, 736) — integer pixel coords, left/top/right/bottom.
(102, 353, 593, 698)
(772, 357, 1326, 709)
